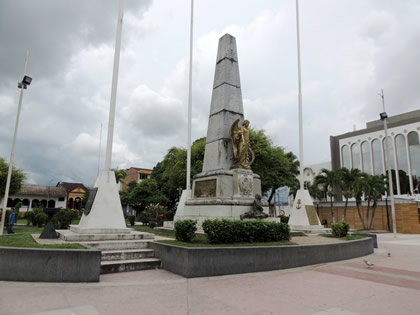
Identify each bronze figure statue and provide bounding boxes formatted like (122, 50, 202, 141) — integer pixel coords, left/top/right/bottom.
(240, 194, 268, 220)
(230, 119, 255, 169)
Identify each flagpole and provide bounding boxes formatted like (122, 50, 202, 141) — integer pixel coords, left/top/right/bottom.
(186, 0, 194, 190)
(104, 0, 124, 171)
(296, 0, 304, 190)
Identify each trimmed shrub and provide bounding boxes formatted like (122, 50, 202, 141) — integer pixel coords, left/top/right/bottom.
(202, 219, 290, 244)
(128, 215, 136, 226)
(54, 209, 78, 229)
(279, 215, 289, 224)
(331, 221, 350, 237)
(24, 211, 34, 226)
(34, 212, 48, 227)
(175, 220, 197, 242)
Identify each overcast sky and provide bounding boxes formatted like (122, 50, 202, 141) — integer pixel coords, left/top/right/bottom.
(1, 0, 419, 187)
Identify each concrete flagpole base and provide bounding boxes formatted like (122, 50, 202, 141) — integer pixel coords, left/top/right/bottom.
(70, 170, 129, 234)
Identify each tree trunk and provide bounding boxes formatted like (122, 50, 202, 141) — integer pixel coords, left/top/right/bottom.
(330, 196, 335, 223)
(342, 198, 348, 222)
(267, 188, 276, 204)
(356, 201, 366, 229)
(369, 200, 377, 230)
(366, 197, 371, 230)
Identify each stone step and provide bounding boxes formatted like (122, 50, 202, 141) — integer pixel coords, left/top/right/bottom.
(58, 230, 154, 242)
(83, 240, 152, 250)
(101, 249, 155, 261)
(100, 258, 161, 274)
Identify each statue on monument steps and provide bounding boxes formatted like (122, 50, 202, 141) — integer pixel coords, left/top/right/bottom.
(240, 194, 268, 220)
(230, 119, 255, 169)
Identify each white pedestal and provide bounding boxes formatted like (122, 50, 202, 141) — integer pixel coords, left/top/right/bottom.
(70, 170, 129, 234)
(288, 189, 322, 228)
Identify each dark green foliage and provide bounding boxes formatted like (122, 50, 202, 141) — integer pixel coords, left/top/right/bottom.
(34, 212, 48, 227)
(279, 215, 289, 223)
(174, 219, 197, 242)
(24, 211, 34, 226)
(128, 215, 135, 226)
(0, 157, 26, 196)
(54, 209, 78, 229)
(331, 221, 350, 237)
(138, 205, 166, 227)
(202, 219, 290, 244)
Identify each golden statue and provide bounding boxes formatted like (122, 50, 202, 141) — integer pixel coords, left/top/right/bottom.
(230, 119, 255, 169)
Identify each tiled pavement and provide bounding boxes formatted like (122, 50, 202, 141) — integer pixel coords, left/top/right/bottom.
(1, 233, 419, 315)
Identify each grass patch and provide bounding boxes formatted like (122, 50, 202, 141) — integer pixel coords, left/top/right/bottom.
(157, 239, 296, 247)
(134, 226, 175, 238)
(320, 234, 366, 241)
(290, 232, 306, 237)
(0, 234, 86, 249)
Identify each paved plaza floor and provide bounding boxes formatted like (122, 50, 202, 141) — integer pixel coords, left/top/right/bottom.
(1, 233, 420, 315)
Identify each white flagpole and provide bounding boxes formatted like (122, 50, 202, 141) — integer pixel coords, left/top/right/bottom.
(104, 0, 124, 171)
(0, 51, 29, 234)
(296, 0, 304, 190)
(186, 0, 194, 190)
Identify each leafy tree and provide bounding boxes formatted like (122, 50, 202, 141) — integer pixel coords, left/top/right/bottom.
(305, 181, 323, 201)
(130, 178, 168, 212)
(112, 168, 127, 184)
(249, 129, 298, 202)
(337, 167, 362, 222)
(315, 168, 340, 223)
(364, 174, 386, 230)
(0, 157, 26, 197)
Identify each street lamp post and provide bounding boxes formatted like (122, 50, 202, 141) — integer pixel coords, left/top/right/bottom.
(378, 89, 397, 238)
(0, 53, 32, 234)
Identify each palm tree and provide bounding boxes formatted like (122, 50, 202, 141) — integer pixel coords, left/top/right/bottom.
(315, 168, 339, 223)
(113, 168, 128, 184)
(337, 168, 362, 222)
(364, 174, 386, 230)
(353, 173, 368, 229)
(305, 181, 323, 201)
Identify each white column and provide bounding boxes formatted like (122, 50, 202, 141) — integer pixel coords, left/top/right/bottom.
(369, 140, 375, 175)
(358, 142, 363, 172)
(391, 136, 401, 195)
(349, 144, 353, 169)
(404, 133, 414, 195)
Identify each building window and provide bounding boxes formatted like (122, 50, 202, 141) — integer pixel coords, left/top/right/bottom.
(341, 145, 350, 169)
(395, 134, 410, 194)
(372, 139, 382, 175)
(408, 131, 420, 192)
(351, 143, 361, 169)
(140, 173, 149, 180)
(361, 141, 372, 174)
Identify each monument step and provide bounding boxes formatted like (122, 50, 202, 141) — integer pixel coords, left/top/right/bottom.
(58, 230, 154, 242)
(101, 249, 155, 261)
(83, 239, 153, 250)
(100, 258, 161, 274)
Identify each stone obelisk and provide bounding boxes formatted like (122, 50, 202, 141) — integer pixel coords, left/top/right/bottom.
(175, 34, 266, 224)
(202, 34, 244, 172)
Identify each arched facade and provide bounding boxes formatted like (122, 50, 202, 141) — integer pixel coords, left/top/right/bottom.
(337, 123, 419, 196)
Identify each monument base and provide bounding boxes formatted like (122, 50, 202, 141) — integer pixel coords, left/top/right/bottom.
(288, 189, 322, 228)
(71, 170, 128, 234)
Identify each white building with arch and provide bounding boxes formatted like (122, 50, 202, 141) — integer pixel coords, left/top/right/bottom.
(330, 109, 420, 197)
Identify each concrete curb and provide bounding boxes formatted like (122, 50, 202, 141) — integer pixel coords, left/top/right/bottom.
(0, 246, 101, 282)
(150, 237, 374, 278)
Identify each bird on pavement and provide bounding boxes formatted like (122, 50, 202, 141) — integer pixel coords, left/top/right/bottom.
(387, 252, 391, 257)
(364, 259, 374, 267)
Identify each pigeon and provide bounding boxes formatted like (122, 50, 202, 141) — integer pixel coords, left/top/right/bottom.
(364, 259, 374, 267)
(387, 252, 391, 257)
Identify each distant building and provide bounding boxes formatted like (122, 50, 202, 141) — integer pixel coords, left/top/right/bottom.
(56, 182, 89, 209)
(303, 161, 331, 184)
(330, 109, 420, 197)
(1, 184, 67, 211)
(120, 167, 152, 190)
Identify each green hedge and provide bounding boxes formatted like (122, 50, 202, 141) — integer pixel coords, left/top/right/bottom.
(202, 219, 290, 244)
(54, 209, 79, 229)
(174, 220, 197, 242)
(331, 221, 350, 237)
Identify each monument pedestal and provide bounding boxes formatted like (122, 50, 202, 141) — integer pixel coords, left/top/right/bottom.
(288, 189, 327, 233)
(175, 169, 268, 228)
(69, 170, 130, 235)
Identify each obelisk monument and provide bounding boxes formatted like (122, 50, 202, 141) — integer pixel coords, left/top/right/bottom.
(175, 34, 267, 224)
